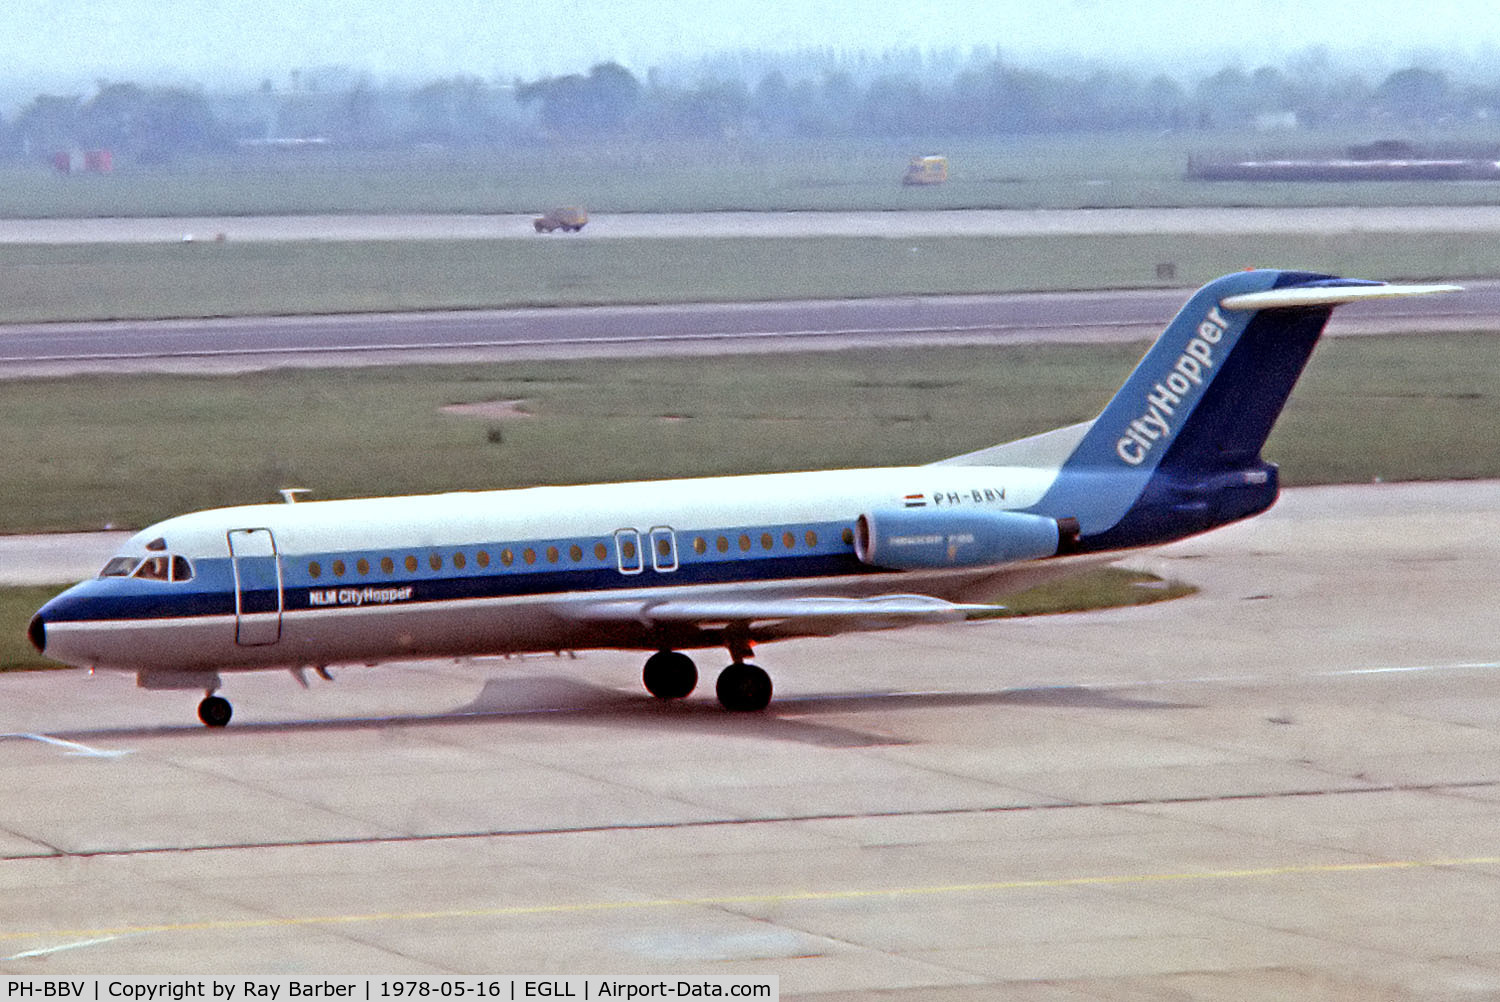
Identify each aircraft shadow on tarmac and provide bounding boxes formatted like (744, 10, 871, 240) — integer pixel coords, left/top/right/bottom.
(56, 676, 1198, 746)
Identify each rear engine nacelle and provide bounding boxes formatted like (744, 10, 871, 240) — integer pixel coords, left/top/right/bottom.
(854, 508, 1067, 570)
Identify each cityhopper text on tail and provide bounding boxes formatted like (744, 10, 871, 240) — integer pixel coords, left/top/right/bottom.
(30, 270, 1459, 726)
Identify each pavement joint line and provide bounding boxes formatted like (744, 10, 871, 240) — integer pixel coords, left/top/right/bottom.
(5, 854, 1500, 944)
(3, 776, 1496, 865)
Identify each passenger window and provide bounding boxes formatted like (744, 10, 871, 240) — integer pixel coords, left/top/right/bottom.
(594, 542, 607, 561)
(357, 558, 370, 575)
(134, 556, 170, 581)
(760, 532, 773, 551)
(429, 554, 443, 571)
(693, 537, 707, 555)
(381, 556, 394, 574)
(171, 555, 194, 582)
(405, 555, 419, 573)
(523, 548, 537, 565)
(783, 532, 795, 549)
(309, 561, 322, 579)
(501, 549, 515, 567)
(805, 530, 819, 547)
(569, 544, 583, 562)
(716, 536, 728, 553)
(842, 528, 855, 546)
(101, 556, 139, 578)
(477, 550, 490, 568)
(546, 546, 559, 563)
(738, 534, 751, 552)
(332, 560, 346, 577)
(454, 552, 467, 570)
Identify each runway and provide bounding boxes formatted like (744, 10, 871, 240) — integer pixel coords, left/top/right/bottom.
(3, 281, 1496, 378)
(4, 480, 1500, 996)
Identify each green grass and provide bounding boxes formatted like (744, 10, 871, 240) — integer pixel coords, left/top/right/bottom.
(0, 586, 62, 670)
(0, 230, 1490, 323)
(982, 567, 1197, 618)
(2, 331, 1497, 535)
(7, 132, 1500, 218)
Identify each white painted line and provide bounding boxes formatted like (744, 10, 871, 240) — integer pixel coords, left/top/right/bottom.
(7, 934, 122, 959)
(1, 733, 133, 758)
(1324, 661, 1500, 677)
(0, 321, 1146, 365)
(1022, 660, 1500, 694)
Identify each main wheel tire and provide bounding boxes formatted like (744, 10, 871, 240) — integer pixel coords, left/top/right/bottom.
(197, 694, 233, 728)
(643, 650, 698, 700)
(715, 662, 772, 712)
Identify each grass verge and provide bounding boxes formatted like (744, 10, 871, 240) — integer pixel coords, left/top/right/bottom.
(0, 586, 62, 670)
(8, 132, 1500, 217)
(1, 332, 1497, 534)
(981, 567, 1197, 618)
(0, 230, 1491, 323)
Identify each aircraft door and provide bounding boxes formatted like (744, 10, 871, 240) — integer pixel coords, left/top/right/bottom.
(227, 528, 283, 646)
(649, 527, 678, 572)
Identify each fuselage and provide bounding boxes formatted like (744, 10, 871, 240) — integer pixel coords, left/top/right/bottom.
(34, 463, 1060, 676)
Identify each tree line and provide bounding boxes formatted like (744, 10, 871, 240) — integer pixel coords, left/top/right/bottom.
(1, 57, 1495, 165)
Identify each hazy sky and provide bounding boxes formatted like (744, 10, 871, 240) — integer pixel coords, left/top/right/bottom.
(8, 0, 1500, 94)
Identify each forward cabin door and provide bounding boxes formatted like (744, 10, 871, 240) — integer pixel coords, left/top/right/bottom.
(228, 528, 283, 646)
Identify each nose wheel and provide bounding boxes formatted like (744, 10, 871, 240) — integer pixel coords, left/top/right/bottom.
(197, 694, 233, 728)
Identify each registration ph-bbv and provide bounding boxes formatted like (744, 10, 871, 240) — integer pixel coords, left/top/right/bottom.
(8, 985, 88, 999)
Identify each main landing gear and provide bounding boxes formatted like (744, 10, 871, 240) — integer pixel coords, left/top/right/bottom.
(641, 648, 773, 713)
(197, 693, 233, 728)
(715, 661, 773, 712)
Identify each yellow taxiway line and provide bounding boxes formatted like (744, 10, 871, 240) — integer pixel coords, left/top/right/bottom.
(6, 853, 1500, 945)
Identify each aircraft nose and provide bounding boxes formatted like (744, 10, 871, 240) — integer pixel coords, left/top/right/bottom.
(27, 612, 46, 654)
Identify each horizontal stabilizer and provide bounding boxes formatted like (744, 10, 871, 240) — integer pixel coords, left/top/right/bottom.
(1220, 283, 1461, 311)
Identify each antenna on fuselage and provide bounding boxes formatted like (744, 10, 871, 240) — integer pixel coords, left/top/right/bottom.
(278, 488, 311, 504)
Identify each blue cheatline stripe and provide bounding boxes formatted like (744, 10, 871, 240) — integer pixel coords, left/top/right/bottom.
(43, 520, 877, 624)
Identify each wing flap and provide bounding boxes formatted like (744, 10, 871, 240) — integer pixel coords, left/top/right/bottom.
(558, 593, 993, 629)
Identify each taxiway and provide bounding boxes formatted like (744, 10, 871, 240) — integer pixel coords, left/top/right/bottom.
(3, 282, 1495, 379)
(3, 479, 1500, 998)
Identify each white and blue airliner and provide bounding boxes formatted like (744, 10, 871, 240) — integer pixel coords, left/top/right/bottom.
(29, 270, 1457, 726)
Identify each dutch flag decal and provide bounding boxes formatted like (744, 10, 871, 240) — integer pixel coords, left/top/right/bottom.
(903, 493, 926, 508)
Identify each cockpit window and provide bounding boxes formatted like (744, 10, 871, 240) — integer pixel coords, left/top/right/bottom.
(135, 556, 170, 581)
(100, 556, 140, 577)
(102, 553, 194, 582)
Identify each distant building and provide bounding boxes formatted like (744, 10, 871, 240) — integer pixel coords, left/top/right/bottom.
(50, 150, 113, 174)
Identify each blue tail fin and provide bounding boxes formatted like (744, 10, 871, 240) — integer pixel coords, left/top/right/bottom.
(1025, 269, 1450, 549)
